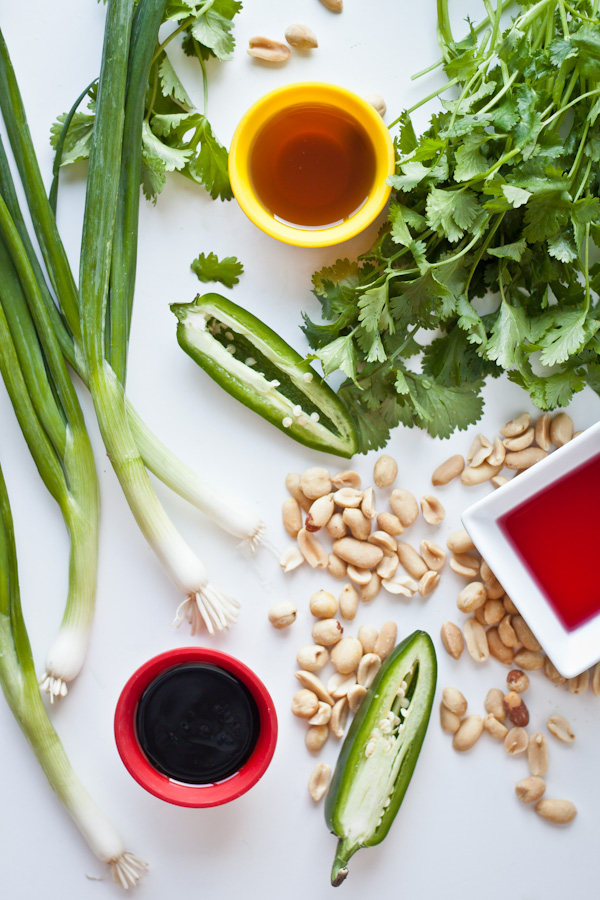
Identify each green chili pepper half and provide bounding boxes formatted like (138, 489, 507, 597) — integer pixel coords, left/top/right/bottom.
(171, 294, 358, 459)
(325, 630, 437, 886)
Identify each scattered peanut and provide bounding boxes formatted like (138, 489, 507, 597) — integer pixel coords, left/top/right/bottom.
(309, 590, 337, 618)
(319, 0, 343, 11)
(248, 36, 290, 62)
(515, 776, 546, 803)
(330, 697, 349, 737)
(440, 703, 461, 734)
(363, 92, 386, 117)
(389, 489, 419, 527)
(338, 583, 359, 620)
(342, 507, 371, 541)
(483, 714, 508, 740)
(527, 732, 549, 776)
(535, 413, 552, 451)
(420, 495, 446, 525)
(327, 513, 347, 539)
(447, 529, 476, 553)
(463, 618, 489, 663)
(282, 497, 302, 538)
(503, 691, 530, 727)
(512, 616, 541, 652)
(440, 621, 464, 660)
(547, 714, 575, 743)
(450, 553, 480, 578)
(331, 470, 361, 490)
(507, 669, 529, 693)
(513, 649, 546, 671)
(461, 461, 503, 485)
(292, 689, 320, 718)
(308, 763, 331, 801)
(452, 714, 484, 751)
(347, 683, 368, 713)
(442, 686, 468, 717)
(397, 543, 428, 579)
(284, 23, 318, 49)
(505, 726, 529, 755)
(535, 798, 577, 824)
(327, 553, 347, 579)
(308, 702, 332, 726)
(297, 528, 328, 568)
(373, 621, 397, 661)
(360, 572, 382, 603)
(333, 537, 383, 569)
(306, 493, 335, 531)
(418, 570, 440, 597)
(420, 540, 447, 571)
(431, 454, 465, 485)
(505, 447, 549, 469)
(301, 467, 331, 499)
(487, 626, 515, 666)
(467, 434, 493, 467)
(457, 582, 487, 614)
(357, 653, 381, 688)
(296, 645, 329, 671)
(500, 412, 530, 437)
(333, 487, 363, 508)
(373, 455, 398, 488)
(312, 618, 343, 647)
(358, 625, 378, 654)
(485, 688, 507, 721)
(376, 511, 403, 535)
(295, 671, 334, 705)
(306, 725, 329, 753)
(268, 601, 297, 629)
(550, 412, 574, 447)
(279, 545, 304, 572)
(285, 472, 312, 511)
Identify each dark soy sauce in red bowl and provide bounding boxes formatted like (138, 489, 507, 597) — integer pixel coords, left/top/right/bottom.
(135, 663, 261, 784)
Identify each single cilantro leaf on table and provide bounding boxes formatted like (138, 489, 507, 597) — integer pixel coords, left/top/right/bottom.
(191, 252, 243, 288)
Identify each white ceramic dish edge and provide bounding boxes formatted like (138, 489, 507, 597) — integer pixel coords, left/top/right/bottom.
(461, 418, 600, 679)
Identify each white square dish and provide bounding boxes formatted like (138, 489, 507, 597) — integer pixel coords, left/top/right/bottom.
(462, 419, 600, 678)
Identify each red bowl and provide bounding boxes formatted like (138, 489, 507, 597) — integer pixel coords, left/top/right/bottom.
(114, 647, 278, 807)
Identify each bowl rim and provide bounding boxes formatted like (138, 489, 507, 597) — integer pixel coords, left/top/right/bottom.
(461, 419, 600, 678)
(114, 647, 278, 807)
(228, 80, 395, 248)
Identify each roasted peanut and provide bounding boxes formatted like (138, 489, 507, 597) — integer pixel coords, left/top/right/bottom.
(432, 454, 465, 485)
(418, 570, 440, 597)
(306, 493, 335, 531)
(319, 0, 343, 10)
(248, 36, 290, 62)
(515, 776, 546, 803)
(480, 561, 504, 599)
(500, 412, 530, 437)
(312, 618, 343, 646)
(358, 625, 378, 654)
(286, 472, 312, 511)
(373, 621, 397, 661)
(457, 582, 487, 613)
(440, 703, 461, 734)
(420, 495, 446, 525)
(550, 412, 573, 447)
(544, 657, 567, 685)
(309, 590, 337, 619)
(360, 572, 382, 603)
(447, 529, 476, 553)
(440, 621, 464, 660)
(487, 627, 515, 665)
(364, 92, 386, 116)
(463, 618, 489, 663)
(347, 565, 372, 586)
(282, 497, 302, 538)
(512, 615, 541, 651)
(305, 725, 329, 753)
(357, 652, 382, 688)
(450, 553, 480, 578)
(327, 672, 356, 699)
(483, 714, 508, 740)
(295, 671, 334, 705)
(330, 698, 349, 738)
(568, 670, 590, 694)
(376, 511, 404, 536)
(514, 649, 546, 670)
(279, 545, 304, 572)
(333, 487, 363, 508)
(308, 763, 331, 801)
(420, 540, 447, 571)
(485, 689, 507, 721)
(308, 702, 332, 726)
(331, 637, 363, 675)
(342, 507, 371, 541)
(460, 461, 503, 485)
(547, 714, 575, 743)
(505, 726, 529, 755)
(528, 732, 549, 776)
(505, 447, 549, 469)
(331, 470, 361, 490)
(347, 683, 368, 713)
(381, 574, 417, 596)
(498, 615, 520, 649)
(292, 689, 319, 718)
(482, 598, 506, 626)
(368, 530, 398, 556)
(297, 528, 328, 567)
(296, 645, 329, 671)
(397, 542, 428, 579)
(488, 436, 506, 467)
(507, 669, 529, 693)
(535, 798, 577, 824)
(452, 714, 483, 751)
(442, 686, 468, 717)
(338, 583, 359, 620)
(503, 691, 529, 726)
(535, 413, 552, 451)
(268, 601, 297, 629)
(376, 554, 399, 580)
(503, 427, 535, 451)
(333, 537, 383, 569)
(300, 466, 331, 499)
(389, 489, 419, 527)
(373, 454, 398, 488)
(327, 512, 347, 539)
(361, 487, 376, 520)
(467, 434, 493, 467)
(284, 23, 318, 49)
(327, 553, 347, 579)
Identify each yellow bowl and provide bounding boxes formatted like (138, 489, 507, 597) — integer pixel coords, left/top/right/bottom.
(228, 82, 395, 248)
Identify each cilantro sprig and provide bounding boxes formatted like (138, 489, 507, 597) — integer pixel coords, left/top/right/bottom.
(305, 0, 600, 452)
(51, 0, 240, 202)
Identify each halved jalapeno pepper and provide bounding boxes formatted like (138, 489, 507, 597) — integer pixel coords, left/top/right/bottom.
(325, 630, 437, 885)
(171, 293, 358, 459)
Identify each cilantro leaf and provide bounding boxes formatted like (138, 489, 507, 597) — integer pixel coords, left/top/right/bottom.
(190, 252, 243, 288)
(186, 118, 232, 200)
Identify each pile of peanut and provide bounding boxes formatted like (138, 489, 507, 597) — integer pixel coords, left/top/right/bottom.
(279, 457, 447, 601)
(440, 676, 578, 823)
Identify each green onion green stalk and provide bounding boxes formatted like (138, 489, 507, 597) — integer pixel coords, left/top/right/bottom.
(0, 463, 146, 887)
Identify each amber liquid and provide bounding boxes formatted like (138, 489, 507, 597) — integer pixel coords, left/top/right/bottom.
(249, 103, 376, 228)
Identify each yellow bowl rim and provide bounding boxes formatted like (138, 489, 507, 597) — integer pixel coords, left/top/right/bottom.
(228, 81, 395, 249)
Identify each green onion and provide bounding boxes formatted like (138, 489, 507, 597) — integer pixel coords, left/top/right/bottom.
(0, 462, 146, 887)
(0, 153, 99, 701)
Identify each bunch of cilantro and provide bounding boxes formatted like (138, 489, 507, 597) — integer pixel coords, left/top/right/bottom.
(51, 0, 240, 201)
(304, 0, 600, 453)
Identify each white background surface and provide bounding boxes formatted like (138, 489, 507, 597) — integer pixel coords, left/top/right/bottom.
(1, 2, 600, 899)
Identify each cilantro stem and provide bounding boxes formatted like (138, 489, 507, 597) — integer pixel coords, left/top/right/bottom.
(391, 78, 461, 125)
(354, 324, 421, 386)
(562, 0, 597, 22)
(194, 39, 209, 116)
(479, 70, 518, 114)
(541, 88, 600, 129)
(464, 213, 505, 292)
